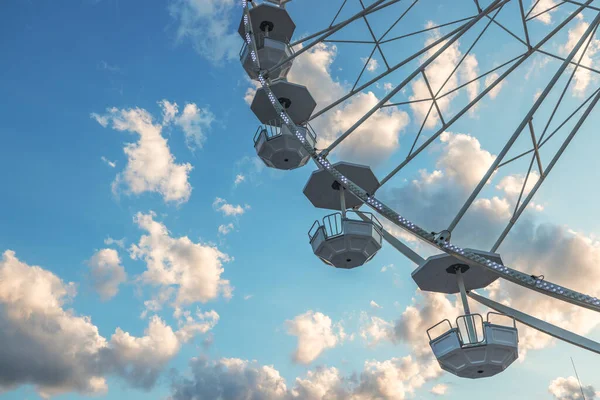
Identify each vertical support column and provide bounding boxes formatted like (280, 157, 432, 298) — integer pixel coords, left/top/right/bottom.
(340, 187, 347, 218)
(456, 268, 476, 343)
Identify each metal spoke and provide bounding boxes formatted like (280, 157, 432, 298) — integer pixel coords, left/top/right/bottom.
(379, 1, 595, 187)
(492, 85, 600, 252)
(359, 0, 391, 70)
(321, 0, 510, 156)
(528, 120, 544, 175)
(498, 86, 600, 169)
(329, 0, 348, 28)
(309, 22, 469, 122)
(353, 46, 378, 91)
(381, 15, 476, 44)
(518, 0, 532, 49)
(422, 71, 446, 125)
(526, 1, 567, 22)
(447, 9, 600, 233)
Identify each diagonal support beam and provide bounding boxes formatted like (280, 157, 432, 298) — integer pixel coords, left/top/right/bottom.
(447, 10, 600, 233)
(356, 211, 425, 265)
(421, 71, 446, 125)
(268, 0, 390, 75)
(379, 2, 595, 187)
(469, 291, 600, 355)
(492, 84, 600, 252)
(320, 0, 509, 156)
(528, 120, 544, 175)
(359, 0, 391, 70)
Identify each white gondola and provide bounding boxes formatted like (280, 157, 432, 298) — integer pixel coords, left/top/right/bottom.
(309, 211, 383, 269)
(240, 38, 293, 81)
(253, 120, 316, 170)
(428, 312, 518, 379)
(238, 3, 296, 44)
(238, 2, 295, 80)
(415, 254, 519, 378)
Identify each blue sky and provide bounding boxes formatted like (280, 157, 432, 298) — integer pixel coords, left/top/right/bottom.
(1, 0, 600, 399)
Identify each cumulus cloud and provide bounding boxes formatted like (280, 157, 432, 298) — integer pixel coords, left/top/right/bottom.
(104, 236, 125, 249)
(0, 250, 217, 398)
(91, 105, 193, 204)
(360, 314, 395, 347)
(170, 355, 442, 400)
(285, 43, 410, 165)
(410, 22, 481, 128)
(213, 197, 250, 216)
(285, 311, 345, 364)
(159, 100, 215, 150)
(234, 174, 246, 186)
(218, 223, 235, 235)
(130, 211, 233, 307)
(431, 383, 449, 395)
(548, 376, 596, 400)
(369, 300, 382, 309)
(168, 0, 239, 64)
(87, 248, 127, 300)
(559, 21, 600, 97)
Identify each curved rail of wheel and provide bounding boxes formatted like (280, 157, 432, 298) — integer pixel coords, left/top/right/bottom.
(240, 0, 600, 313)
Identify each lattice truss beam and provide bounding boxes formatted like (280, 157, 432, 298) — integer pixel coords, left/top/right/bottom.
(271, 0, 600, 253)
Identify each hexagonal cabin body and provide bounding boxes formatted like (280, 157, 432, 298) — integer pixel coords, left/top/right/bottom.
(309, 212, 383, 269)
(253, 123, 316, 170)
(428, 316, 519, 379)
(241, 37, 294, 81)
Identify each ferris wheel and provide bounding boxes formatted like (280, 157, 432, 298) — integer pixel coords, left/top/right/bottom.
(239, 0, 600, 379)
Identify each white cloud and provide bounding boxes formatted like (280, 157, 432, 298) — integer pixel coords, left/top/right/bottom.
(360, 57, 379, 72)
(487, 224, 600, 357)
(177, 103, 215, 150)
(234, 174, 246, 186)
(485, 72, 504, 99)
(243, 294, 254, 300)
(213, 197, 250, 216)
(160, 99, 179, 125)
(531, 0, 558, 25)
(104, 236, 125, 249)
(101, 156, 116, 168)
(438, 131, 495, 188)
(360, 314, 395, 347)
(548, 376, 596, 400)
(130, 211, 233, 306)
(171, 355, 441, 400)
(159, 100, 215, 150)
(381, 264, 394, 272)
(0, 250, 216, 398)
(218, 223, 235, 235)
(87, 248, 127, 300)
(287, 43, 410, 165)
(431, 383, 449, 395)
(559, 21, 600, 97)
(91, 106, 193, 204)
(168, 0, 239, 64)
(285, 311, 345, 364)
(370, 300, 382, 309)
